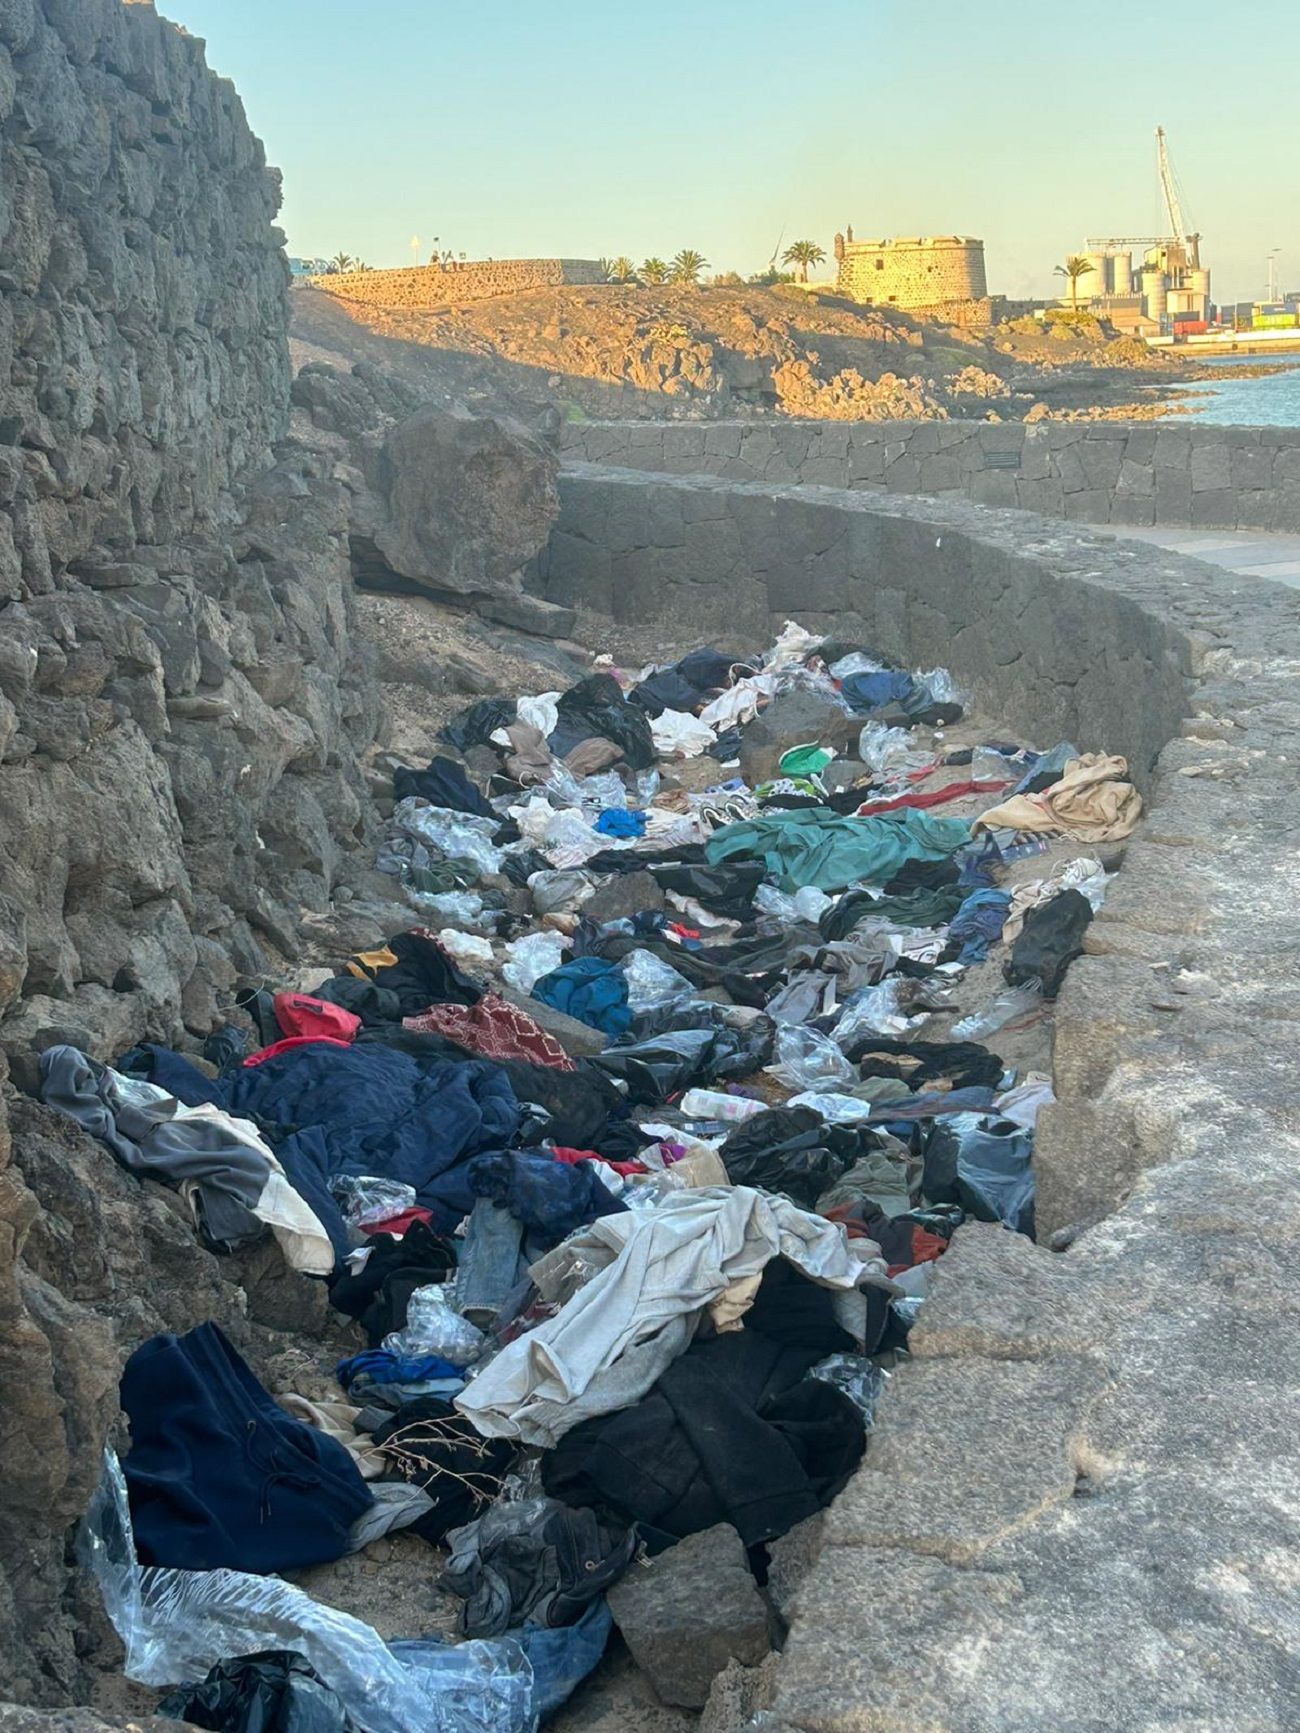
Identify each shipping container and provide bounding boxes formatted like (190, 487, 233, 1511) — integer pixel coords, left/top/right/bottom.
(1173, 319, 1207, 336)
(1253, 312, 1299, 330)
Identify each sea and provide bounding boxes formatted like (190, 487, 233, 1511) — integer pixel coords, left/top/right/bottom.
(1162, 354, 1300, 426)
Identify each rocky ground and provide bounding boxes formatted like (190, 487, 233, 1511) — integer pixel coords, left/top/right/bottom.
(295, 282, 1209, 426)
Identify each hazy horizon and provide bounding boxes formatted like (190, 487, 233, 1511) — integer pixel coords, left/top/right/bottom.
(162, 0, 1298, 306)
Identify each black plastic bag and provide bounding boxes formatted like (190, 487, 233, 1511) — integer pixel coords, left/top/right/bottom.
(158, 1651, 351, 1733)
(393, 755, 495, 817)
(590, 1027, 746, 1103)
(554, 674, 657, 770)
(438, 697, 516, 755)
(718, 1106, 850, 1207)
(1004, 888, 1093, 998)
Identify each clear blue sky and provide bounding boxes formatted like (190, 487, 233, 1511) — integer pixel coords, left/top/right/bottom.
(161, 0, 1298, 304)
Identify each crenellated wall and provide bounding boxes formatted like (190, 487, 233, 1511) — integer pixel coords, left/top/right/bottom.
(561, 416, 1300, 532)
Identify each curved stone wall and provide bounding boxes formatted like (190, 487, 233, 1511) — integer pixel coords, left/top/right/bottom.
(561, 416, 1300, 533)
(540, 464, 1300, 1729)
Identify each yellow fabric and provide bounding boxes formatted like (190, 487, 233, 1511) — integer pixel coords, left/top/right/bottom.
(347, 944, 398, 981)
(973, 753, 1142, 844)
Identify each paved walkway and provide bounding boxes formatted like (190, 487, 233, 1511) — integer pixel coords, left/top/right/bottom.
(1092, 523, 1300, 588)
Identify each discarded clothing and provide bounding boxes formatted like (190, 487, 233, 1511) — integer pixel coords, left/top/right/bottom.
(278, 1394, 385, 1482)
(973, 753, 1142, 843)
(923, 1113, 1035, 1235)
(345, 928, 482, 1015)
(563, 735, 624, 777)
(328, 1221, 458, 1346)
(553, 674, 656, 770)
(706, 808, 969, 894)
(591, 1023, 773, 1104)
(39, 1047, 334, 1275)
(467, 1151, 628, 1244)
(717, 1106, 857, 1208)
(1004, 887, 1094, 997)
(946, 888, 1013, 963)
(855, 777, 1009, 816)
(839, 668, 916, 713)
(847, 1037, 1006, 1095)
(121, 1323, 372, 1572)
(1001, 855, 1106, 943)
(532, 957, 631, 1038)
(543, 1260, 865, 1549)
(818, 884, 965, 941)
(441, 1497, 638, 1637)
(402, 992, 575, 1071)
(393, 755, 495, 817)
(456, 1186, 891, 1448)
(371, 1397, 516, 1542)
(337, 1349, 465, 1393)
(594, 807, 647, 839)
(439, 696, 516, 754)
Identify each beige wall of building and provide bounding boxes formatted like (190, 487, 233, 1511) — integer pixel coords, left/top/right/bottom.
(835, 234, 987, 309)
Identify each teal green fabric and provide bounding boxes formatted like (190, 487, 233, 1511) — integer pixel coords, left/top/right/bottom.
(704, 808, 970, 893)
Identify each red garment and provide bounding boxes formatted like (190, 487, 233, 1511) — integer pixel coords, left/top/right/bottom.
(243, 1034, 354, 1066)
(887, 1228, 949, 1279)
(273, 992, 361, 1044)
(360, 1207, 436, 1237)
(403, 992, 576, 1071)
(551, 1146, 649, 1178)
(855, 778, 1010, 817)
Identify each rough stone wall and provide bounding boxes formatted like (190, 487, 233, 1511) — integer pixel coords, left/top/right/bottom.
(836, 236, 987, 308)
(541, 465, 1300, 1729)
(561, 416, 1300, 532)
(0, 2, 382, 1700)
(313, 257, 604, 311)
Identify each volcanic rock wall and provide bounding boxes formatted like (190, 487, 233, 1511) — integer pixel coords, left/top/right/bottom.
(0, 1, 381, 1699)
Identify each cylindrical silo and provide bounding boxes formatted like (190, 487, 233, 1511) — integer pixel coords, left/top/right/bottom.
(1188, 268, 1211, 319)
(1111, 252, 1133, 295)
(1076, 250, 1108, 302)
(1141, 267, 1168, 321)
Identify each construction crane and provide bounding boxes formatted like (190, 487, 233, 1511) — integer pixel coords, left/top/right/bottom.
(1156, 125, 1187, 246)
(1086, 128, 1200, 262)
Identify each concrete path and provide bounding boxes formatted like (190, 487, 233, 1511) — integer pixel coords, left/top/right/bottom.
(1092, 522, 1300, 588)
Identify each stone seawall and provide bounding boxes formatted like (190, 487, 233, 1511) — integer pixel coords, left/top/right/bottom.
(561, 417, 1300, 532)
(313, 257, 604, 310)
(541, 464, 1300, 1729)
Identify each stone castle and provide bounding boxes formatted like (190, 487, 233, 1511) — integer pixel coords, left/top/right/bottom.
(834, 229, 988, 310)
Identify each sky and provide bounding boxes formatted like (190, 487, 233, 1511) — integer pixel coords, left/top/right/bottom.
(160, 0, 1299, 305)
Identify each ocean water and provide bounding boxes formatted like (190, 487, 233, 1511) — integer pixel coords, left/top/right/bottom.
(1164, 355, 1300, 426)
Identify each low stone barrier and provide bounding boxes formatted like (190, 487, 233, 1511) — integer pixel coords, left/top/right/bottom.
(538, 463, 1300, 1729)
(312, 258, 603, 310)
(560, 417, 1300, 533)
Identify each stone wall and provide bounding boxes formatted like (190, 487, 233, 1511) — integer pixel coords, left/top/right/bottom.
(312, 257, 604, 311)
(561, 416, 1300, 532)
(0, 2, 384, 1700)
(836, 235, 987, 308)
(539, 463, 1300, 1729)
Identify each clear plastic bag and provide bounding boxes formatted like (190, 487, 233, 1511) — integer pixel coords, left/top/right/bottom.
(395, 802, 505, 879)
(332, 1176, 418, 1230)
(527, 870, 593, 917)
(808, 1352, 888, 1426)
(766, 1024, 857, 1092)
(437, 929, 495, 966)
(914, 667, 962, 707)
(679, 1088, 766, 1124)
(572, 770, 631, 813)
(385, 1285, 486, 1366)
(858, 723, 932, 779)
(541, 808, 601, 859)
(620, 950, 693, 1012)
(831, 979, 925, 1046)
(408, 891, 486, 928)
(950, 979, 1043, 1040)
(754, 884, 833, 925)
(517, 692, 559, 736)
(502, 931, 568, 996)
(80, 1451, 536, 1733)
(828, 651, 885, 680)
(786, 1090, 877, 1124)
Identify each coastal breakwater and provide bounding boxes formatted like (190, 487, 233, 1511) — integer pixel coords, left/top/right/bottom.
(538, 463, 1300, 1730)
(561, 418, 1300, 534)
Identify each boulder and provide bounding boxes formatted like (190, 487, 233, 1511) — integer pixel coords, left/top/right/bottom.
(607, 1524, 771, 1708)
(374, 408, 560, 601)
(738, 688, 854, 785)
(583, 870, 666, 923)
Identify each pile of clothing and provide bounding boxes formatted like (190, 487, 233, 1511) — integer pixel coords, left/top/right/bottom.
(63, 620, 1139, 1733)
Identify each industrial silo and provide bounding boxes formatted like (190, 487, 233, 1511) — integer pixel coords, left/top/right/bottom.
(1076, 250, 1109, 302)
(1111, 252, 1133, 295)
(1141, 266, 1168, 321)
(1187, 268, 1211, 319)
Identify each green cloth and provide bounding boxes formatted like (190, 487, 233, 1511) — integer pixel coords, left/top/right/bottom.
(842, 886, 966, 929)
(777, 745, 835, 778)
(704, 807, 970, 893)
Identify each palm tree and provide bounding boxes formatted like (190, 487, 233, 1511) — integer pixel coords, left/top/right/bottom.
(669, 248, 709, 286)
(327, 251, 356, 275)
(608, 256, 636, 283)
(1054, 255, 1093, 313)
(640, 257, 669, 285)
(782, 240, 827, 283)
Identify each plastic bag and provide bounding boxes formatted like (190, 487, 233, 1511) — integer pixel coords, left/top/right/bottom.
(385, 1285, 486, 1366)
(438, 929, 495, 966)
(541, 808, 602, 861)
(158, 1652, 350, 1733)
(393, 1603, 609, 1725)
(754, 884, 833, 925)
(767, 1024, 857, 1092)
(922, 1113, 1035, 1235)
(808, 1352, 888, 1426)
(81, 1452, 535, 1733)
(528, 871, 593, 917)
(620, 950, 694, 1013)
(766, 620, 821, 668)
(395, 802, 505, 879)
(831, 979, 925, 1047)
(857, 723, 932, 780)
(914, 667, 961, 706)
(950, 979, 1043, 1040)
(679, 1088, 766, 1124)
(828, 651, 885, 680)
(502, 931, 568, 996)
(650, 708, 716, 758)
(332, 1176, 418, 1230)
(786, 1090, 878, 1124)
(409, 891, 487, 928)
(518, 692, 560, 737)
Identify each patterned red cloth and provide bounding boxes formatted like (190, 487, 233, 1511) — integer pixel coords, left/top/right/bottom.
(855, 778, 1010, 817)
(403, 992, 576, 1071)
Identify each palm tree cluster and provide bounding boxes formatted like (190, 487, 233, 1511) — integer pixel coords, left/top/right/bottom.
(323, 252, 372, 275)
(597, 250, 711, 287)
